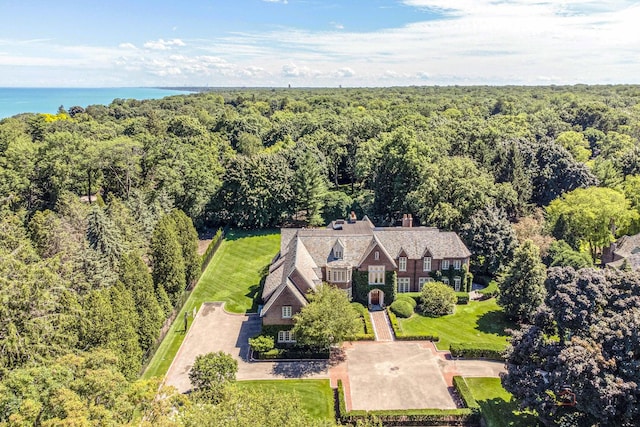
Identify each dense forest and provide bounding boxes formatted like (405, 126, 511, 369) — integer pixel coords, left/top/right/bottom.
(2, 85, 640, 425)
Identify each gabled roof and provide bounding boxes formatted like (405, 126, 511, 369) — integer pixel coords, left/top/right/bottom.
(357, 234, 397, 268)
(374, 228, 471, 259)
(260, 278, 307, 317)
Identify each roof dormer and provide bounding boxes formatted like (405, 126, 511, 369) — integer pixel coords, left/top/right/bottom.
(333, 239, 345, 260)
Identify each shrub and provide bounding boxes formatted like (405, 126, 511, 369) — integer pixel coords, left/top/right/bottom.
(337, 379, 347, 419)
(396, 294, 417, 309)
(478, 281, 498, 299)
(351, 302, 375, 340)
(419, 281, 456, 317)
(453, 376, 480, 410)
(248, 335, 274, 353)
(390, 300, 414, 318)
(455, 292, 469, 304)
(449, 342, 505, 360)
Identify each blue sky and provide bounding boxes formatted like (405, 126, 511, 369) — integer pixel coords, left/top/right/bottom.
(0, 0, 639, 87)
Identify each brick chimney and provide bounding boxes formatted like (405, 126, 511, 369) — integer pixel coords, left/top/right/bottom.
(402, 214, 413, 227)
(349, 211, 357, 223)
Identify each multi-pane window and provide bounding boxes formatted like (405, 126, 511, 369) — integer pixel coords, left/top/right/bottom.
(282, 305, 292, 318)
(374, 251, 380, 260)
(277, 330, 296, 343)
(327, 268, 350, 283)
(398, 277, 410, 293)
(418, 277, 434, 287)
(423, 257, 432, 272)
(399, 257, 407, 272)
(442, 277, 450, 285)
(454, 276, 462, 291)
(453, 260, 462, 270)
(442, 260, 450, 270)
(368, 266, 385, 285)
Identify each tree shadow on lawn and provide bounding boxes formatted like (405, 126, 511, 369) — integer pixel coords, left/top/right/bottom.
(478, 397, 541, 427)
(245, 263, 270, 313)
(475, 310, 513, 337)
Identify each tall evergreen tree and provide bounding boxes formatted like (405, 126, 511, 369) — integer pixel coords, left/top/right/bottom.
(498, 240, 547, 323)
(86, 205, 124, 271)
(168, 210, 200, 288)
(119, 252, 164, 351)
(292, 149, 327, 226)
(151, 215, 186, 304)
(108, 281, 142, 379)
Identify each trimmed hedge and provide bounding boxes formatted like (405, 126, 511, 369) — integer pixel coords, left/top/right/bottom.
(455, 292, 469, 305)
(396, 294, 417, 309)
(341, 408, 480, 426)
(337, 379, 347, 420)
(200, 228, 224, 271)
(453, 376, 479, 410)
(390, 300, 414, 318)
(351, 302, 375, 341)
(477, 281, 498, 299)
(449, 342, 505, 360)
(387, 308, 439, 341)
(255, 348, 330, 360)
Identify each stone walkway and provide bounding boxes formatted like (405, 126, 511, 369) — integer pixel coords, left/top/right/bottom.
(370, 309, 395, 341)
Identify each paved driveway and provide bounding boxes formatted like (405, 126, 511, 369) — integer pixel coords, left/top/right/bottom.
(164, 303, 329, 393)
(343, 341, 457, 410)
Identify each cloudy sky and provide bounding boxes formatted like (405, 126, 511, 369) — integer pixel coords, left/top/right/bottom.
(0, 0, 639, 87)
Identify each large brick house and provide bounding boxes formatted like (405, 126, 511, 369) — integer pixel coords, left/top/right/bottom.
(260, 213, 471, 342)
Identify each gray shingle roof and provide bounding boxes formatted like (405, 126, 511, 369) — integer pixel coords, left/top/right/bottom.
(373, 229, 471, 259)
(261, 219, 471, 311)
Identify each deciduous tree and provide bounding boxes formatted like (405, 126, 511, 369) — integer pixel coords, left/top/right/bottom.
(292, 285, 360, 348)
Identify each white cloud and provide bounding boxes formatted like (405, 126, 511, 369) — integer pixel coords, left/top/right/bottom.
(262, 0, 288, 3)
(1, 1, 639, 86)
(334, 67, 355, 78)
(330, 22, 344, 30)
(143, 38, 186, 50)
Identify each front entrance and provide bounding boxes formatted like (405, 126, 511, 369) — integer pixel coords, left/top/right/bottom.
(368, 289, 384, 306)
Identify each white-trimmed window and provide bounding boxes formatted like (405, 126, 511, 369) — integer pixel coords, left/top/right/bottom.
(327, 268, 351, 283)
(281, 305, 292, 319)
(399, 257, 407, 272)
(398, 277, 410, 293)
(277, 330, 296, 343)
(454, 276, 462, 291)
(418, 277, 434, 287)
(442, 277, 450, 285)
(453, 260, 462, 270)
(442, 260, 450, 270)
(374, 251, 380, 260)
(423, 257, 432, 272)
(368, 265, 385, 285)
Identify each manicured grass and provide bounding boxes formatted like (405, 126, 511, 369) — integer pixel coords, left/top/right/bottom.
(465, 377, 540, 427)
(141, 229, 280, 380)
(398, 299, 514, 350)
(235, 379, 335, 421)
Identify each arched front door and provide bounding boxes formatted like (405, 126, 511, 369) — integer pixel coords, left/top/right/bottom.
(368, 289, 384, 306)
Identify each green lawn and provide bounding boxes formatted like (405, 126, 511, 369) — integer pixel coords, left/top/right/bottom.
(465, 377, 540, 427)
(141, 229, 280, 380)
(235, 379, 335, 421)
(398, 299, 514, 350)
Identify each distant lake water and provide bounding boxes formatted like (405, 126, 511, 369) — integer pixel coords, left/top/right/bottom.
(0, 87, 193, 119)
